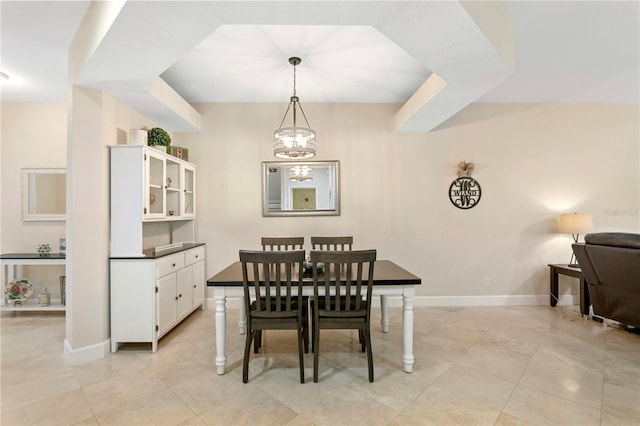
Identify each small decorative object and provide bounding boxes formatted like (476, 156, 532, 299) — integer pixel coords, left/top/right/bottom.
(168, 146, 189, 161)
(129, 129, 148, 145)
(166, 177, 172, 188)
(449, 161, 482, 209)
(38, 287, 50, 307)
(59, 238, 66, 255)
(37, 244, 52, 256)
(150, 193, 156, 206)
(456, 161, 475, 177)
(60, 276, 66, 305)
(168, 210, 175, 216)
(6, 279, 34, 306)
(147, 127, 171, 152)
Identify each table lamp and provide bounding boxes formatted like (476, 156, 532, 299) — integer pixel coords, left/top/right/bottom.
(559, 213, 593, 267)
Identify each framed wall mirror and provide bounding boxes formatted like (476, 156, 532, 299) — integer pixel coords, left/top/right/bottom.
(262, 161, 340, 217)
(22, 168, 66, 221)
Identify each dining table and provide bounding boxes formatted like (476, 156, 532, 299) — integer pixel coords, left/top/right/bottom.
(207, 259, 422, 375)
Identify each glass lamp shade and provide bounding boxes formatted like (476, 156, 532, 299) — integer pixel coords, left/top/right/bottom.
(273, 127, 316, 159)
(559, 213, 594, 235)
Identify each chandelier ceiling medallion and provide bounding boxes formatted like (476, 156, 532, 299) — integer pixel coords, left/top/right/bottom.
(273, 57, 316, 159)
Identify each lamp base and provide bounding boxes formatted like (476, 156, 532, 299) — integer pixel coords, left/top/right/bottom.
(568, 263, 580, 268)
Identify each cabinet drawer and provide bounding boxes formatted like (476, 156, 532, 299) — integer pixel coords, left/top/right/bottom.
(156, 253, 185, 277)
(185, 246, 205, 266)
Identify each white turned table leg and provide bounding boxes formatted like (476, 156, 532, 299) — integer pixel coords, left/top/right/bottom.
(238, 295, 246, 335)
(214, 291, 227, 375)
(380, 295, 389, 332)
(402, 288, 415, 373)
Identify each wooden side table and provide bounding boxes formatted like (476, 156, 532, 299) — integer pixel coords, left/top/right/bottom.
(548, 263, 590, 316)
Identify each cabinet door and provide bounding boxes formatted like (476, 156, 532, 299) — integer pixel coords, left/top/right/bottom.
(192, 260, 205, 309)
(182, 164, 196, 218)
(165, 157, 182, 218)
(176, 266, 193, 320)
(157, 273, 177, 336)
(145, 150, 166, 219)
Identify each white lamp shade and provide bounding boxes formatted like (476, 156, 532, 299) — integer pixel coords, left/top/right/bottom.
(559, 213, 594, 234)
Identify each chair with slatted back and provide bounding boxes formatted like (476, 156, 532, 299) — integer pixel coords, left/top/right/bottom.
(262, 237, 305, 251)
(240, 249, 306, 383)
(310, 236, 353, 251)
(311, 236, 389, 338)
(257, 237, 308, 353)
(310, 236, 369, 350)
(310, 249, 377, 382)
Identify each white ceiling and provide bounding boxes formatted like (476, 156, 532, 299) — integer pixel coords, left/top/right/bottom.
(1, 1, 638, 132)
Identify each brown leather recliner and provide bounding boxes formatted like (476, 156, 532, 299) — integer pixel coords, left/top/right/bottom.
(572, 232, 640, 329)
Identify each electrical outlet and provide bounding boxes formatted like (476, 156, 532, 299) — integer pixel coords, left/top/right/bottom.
(483, 276, 490, 286)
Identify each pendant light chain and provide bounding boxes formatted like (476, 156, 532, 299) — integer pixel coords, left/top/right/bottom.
(292, 61, 297, 97)
(292, 59, 312, 128)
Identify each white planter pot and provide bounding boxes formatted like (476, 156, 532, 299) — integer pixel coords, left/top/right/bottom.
(130, 129, 148, 145)
(150, 145, 167, 153)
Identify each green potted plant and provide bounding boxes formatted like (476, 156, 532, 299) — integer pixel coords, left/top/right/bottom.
(147, 127, 171, 152)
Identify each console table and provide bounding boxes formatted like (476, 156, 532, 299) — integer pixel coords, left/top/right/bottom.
(548, 263, 590, 316)
(1, 253, 66, 312)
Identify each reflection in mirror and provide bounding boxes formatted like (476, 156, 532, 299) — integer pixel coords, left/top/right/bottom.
(22, 168, 66, 221)
(262, 161, 340, 216)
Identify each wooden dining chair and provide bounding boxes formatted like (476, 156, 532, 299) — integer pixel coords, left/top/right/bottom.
(310, 236, 369, 350)
(262, 237, 305, 251)
(311, 236, 389, 336)
(239, 249, 306, 383)
(257, 237, 308, 353)
(310, 249, 377, 382)
(310, 236, 353, 251)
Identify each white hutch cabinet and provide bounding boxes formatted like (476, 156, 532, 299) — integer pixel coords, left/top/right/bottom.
(109, 145, 205, 353)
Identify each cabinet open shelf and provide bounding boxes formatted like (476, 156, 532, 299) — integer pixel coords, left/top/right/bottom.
(1, 300, 65, 312)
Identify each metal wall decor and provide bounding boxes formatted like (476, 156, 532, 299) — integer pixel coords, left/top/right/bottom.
(449, 161, 482, 209)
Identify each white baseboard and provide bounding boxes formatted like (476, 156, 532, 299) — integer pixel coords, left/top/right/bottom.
(64, 338, 110, 366)
(204, 294, 580, 309)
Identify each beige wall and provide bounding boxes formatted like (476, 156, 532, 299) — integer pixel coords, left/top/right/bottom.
(175, 102, 639, 304)
(1, 103, 67, 252)
(1, 101, 638, 320)
(1, 104, 68, 298)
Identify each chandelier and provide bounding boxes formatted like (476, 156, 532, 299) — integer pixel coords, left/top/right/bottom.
(289, 165, 313, 182)
(274, 57, 316, 159)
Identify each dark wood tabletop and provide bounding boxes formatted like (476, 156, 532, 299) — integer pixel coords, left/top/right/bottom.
(207, 259, 422, 287)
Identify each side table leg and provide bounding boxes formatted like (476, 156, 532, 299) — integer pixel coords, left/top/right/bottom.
(580, 277, 590, 316)
(550, 267, 559, 307)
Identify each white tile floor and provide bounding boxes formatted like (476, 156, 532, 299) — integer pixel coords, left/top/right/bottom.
(1, 305, 639, 425)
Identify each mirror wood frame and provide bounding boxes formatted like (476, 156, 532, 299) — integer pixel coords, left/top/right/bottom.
(262, 161, 340, 217)
(22, 168, 66, 221)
